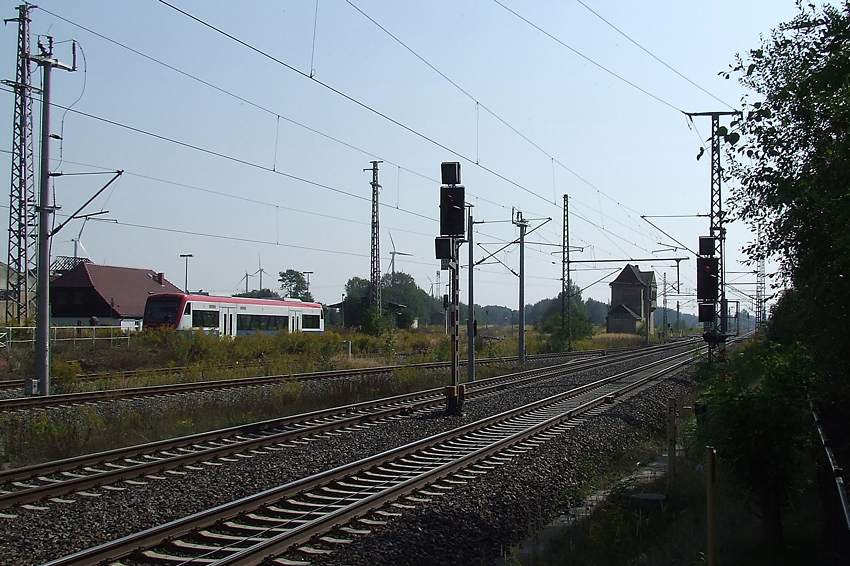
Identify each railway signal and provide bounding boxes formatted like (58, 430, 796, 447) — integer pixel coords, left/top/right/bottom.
(437, 162, 465, 415)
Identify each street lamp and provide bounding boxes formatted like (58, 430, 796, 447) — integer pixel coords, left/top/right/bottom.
(180, 254, 193, 293)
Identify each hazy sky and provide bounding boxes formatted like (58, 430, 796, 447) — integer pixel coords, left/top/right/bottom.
(0, 1, 801, 312)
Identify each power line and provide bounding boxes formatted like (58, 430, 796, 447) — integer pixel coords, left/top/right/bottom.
(0, 146, 437, 239)
(0, 85, 443, 224)
(35, 5, 672, 261)
(156, 0, 559, 209)
(34, 7, 535, 218)
(575, 0, 738, 112)
(492, 0, 685, 113)
(344, 0, 663, 252)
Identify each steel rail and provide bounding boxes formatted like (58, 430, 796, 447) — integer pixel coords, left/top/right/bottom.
(0, 347, 617, 409)
(0, 341, 699, 510)
(0, 347, 617, 393)
(42, 350, 695, 566)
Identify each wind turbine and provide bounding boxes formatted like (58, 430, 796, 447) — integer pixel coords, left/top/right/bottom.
(237, 272, 254, 294)
(252, 255, 269, 291)
(387, 231, 412, 274)
(72, 219, 90, 261)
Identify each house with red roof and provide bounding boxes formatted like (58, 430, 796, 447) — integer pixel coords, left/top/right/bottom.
(50, 263, 182, 329)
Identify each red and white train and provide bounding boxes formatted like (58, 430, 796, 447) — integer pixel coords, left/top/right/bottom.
(143, 293, 324, 336)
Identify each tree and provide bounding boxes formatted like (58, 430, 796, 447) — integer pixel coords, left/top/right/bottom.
(700, 342, 811, 546)
(278, 269, 313, 302)
(534, 284, 594, 351)
(381, 272, 442, 329)
(725, 2, 850, 435)
(342, 276, 371, 328)
(233, 289, 281, 299)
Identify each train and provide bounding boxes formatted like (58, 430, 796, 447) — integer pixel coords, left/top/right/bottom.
(143, 293, 324, 336)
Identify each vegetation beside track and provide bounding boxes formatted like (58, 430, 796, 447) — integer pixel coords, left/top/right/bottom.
(2, 326, 651, 393)
(517, 336, 838, 565)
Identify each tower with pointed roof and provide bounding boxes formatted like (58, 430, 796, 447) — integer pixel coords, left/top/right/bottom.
(606, 264, 657, 334)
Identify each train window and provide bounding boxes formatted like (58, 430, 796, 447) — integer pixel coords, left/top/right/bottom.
(235, 314, 289, 331)
(192, 309, 219, 328)
(302, 314, 321, 329)
(184, 303, 191, 315)
(144, 296, 181, 324)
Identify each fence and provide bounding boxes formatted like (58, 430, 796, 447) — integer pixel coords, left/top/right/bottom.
(813, 406, 850, 557)
(1, 326, 132, 353)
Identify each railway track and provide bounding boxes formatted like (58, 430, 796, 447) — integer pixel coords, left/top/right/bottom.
(0, 341, 699, 512)
(0, 347, 623, 411)
(41, 349, 694, 566)
(0, 348, 625, 394)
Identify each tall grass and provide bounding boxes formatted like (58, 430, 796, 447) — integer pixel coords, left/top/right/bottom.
(0, 364, 455, 468)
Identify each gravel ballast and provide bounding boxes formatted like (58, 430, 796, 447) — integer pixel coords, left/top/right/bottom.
(0, 348, 698, 565)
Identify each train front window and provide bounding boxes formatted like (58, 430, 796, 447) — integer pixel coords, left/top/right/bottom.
(144, 297, 181, 325)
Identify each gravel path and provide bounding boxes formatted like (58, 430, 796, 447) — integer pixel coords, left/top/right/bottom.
(0, 349, 696, 566)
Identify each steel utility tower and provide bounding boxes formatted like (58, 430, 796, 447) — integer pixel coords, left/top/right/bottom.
(366, 161, 382, 313)
(756, 257, 765, 331)
(561, 194, 571, 350)
(687, 111, 738, 344)
(4, 4, 36, 323)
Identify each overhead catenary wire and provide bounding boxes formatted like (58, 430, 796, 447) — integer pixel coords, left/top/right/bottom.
(0, 146, 436, 239)
(35, 5, 671, 260)
(155, 0, 572, 209)
(22, 5, 727, 306)
(575, 0, 738, 112)
(492, 0, 685, 113)
(34, 6, 528, 221)
(344, 0, 666, 248)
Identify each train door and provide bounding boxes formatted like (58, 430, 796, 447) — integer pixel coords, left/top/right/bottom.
(221, 306, 236, 337)
(290, 309, 301, 332)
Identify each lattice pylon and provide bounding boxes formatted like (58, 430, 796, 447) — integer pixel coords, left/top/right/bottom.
(5, 4, 37, 323)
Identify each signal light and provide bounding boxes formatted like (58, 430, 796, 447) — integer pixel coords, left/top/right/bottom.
(698, 303, 715, 323)
(697, 257, 718, 301)
(441, 162, 461, 185)
(699, 236, 716, 257)
(435, 236, 453, 259)
(440, 185, 465, 236)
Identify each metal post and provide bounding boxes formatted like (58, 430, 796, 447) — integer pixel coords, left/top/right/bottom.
(563, 194, 572, 351)
(706, 446, 717, 566)
(645, 274, 651, 346)
(662, 273, 668, 342)
(514, 211, 528, 365)
(446, 238, 461, 415)
(180, 253, 192, 293)
(451, 240, 460, 386)
(676, 300, 680, 337)
(467, 208, 475, 382)
(667, 397, 676, 486)
(366, 161, 382, 313)
(34, 40, 53, 396)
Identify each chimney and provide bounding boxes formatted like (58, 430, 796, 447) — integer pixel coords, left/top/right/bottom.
(155, 272, 164, 285)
